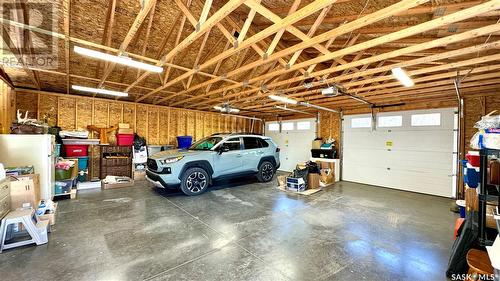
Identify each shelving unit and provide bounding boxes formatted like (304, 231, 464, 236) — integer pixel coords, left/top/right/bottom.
(478, 148, 500, 246)
(99, 146, 132, 179)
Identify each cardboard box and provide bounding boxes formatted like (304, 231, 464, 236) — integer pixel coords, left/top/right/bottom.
(134, 170, 146, 180)
(320, 170, 335, 185)
(37, 202, 57, 226)
(13, 174, 40, 203)
(118, 128, 134, 134)
(277, 175, 287, 187)
(307, 173, 320, 190)
(10, 179, 36, 210)
(312, 139, 323, 149)
(102, 180, 134, 190)
(118, 123, 130, 129)
(316, 161, 335, 171)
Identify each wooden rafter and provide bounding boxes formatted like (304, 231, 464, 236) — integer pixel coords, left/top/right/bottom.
(193, 1, 500, 108)
(98, 0, 157, 87)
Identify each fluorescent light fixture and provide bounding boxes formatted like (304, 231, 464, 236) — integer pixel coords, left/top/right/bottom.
(213, 105, 240, 114)
(72, 85, 128, 97)
(275, 105, 314, 115)
(74, 46, 163, 73)
(299, 102, 338, 113)
(268, 94, 297, 104)
(391, 67, 414, 87)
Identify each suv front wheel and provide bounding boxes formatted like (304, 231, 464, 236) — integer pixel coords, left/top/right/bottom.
(180, 167, 210, 196)
(257, 161, 275, 182)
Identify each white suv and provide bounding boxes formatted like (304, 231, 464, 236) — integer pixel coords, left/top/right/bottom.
(146, 133, 281, 196)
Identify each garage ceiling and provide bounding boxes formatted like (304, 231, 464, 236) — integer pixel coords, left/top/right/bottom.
(1, 0, 499, 117)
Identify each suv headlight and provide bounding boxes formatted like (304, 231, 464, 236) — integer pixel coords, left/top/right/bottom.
(159, 156, 184, 165)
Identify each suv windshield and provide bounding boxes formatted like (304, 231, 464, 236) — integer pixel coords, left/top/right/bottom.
(189, 136, 223, 150)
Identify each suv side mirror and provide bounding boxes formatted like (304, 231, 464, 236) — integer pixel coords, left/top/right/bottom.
(217, 146, 229, 154)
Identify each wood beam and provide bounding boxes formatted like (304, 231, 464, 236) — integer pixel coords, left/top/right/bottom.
(193, 2, 500, 107)
(98, 0, 157, 87)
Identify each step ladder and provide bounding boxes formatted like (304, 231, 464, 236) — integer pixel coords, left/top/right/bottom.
(0, 209, 49, 253)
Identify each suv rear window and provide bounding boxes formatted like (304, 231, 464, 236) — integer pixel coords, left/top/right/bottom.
(243, 137, 269, 149)
(243, 137, 260, 149)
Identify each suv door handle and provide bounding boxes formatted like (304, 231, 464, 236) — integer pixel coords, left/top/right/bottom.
(236, 154, 243, 158)
(257, 151, 264, 155)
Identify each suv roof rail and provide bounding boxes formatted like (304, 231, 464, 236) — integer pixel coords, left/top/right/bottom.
(211, 132, 263, 136)
(229, 132, 263, 136)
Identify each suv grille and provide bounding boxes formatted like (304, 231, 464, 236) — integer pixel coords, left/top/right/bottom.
(147, 159, 158, 171)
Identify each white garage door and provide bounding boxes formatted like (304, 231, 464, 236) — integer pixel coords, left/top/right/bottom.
(266, 118, 316, 172)
(342, 108, 457, 197)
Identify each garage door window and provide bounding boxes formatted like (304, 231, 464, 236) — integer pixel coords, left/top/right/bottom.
(378, 115, 402, 128)
(282, 122, 294, 131)
(296, 121, 311, 130)
(411, 113, 441, 126)
(268, 123, 279, 131)
(351, 117, 371, 128)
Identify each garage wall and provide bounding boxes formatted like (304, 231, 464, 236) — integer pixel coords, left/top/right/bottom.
(15, 90, 263, 178)
(0, 80, 15, 134)
(464, 95, 500, 150)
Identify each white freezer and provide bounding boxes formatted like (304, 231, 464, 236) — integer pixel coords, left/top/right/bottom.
(0, 134, 55, 200)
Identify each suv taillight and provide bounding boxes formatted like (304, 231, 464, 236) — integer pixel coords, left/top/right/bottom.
(276, 147, 280, 152)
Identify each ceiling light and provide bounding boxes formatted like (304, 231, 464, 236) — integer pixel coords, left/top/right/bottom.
(214, 104, 240, 114)
(74, 46, 163, 73)
(275, 105, 314, 116)
(72, 85, 128, 97)
(391, 67, 414, 87)
(321, 86, 339, 97)
(268, 94, 297, 104)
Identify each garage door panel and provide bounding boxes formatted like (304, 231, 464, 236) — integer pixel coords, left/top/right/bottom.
(342, 108, 456, 197)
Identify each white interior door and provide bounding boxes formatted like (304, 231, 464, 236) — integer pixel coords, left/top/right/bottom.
(266, 118, 316, 172)
(342, 108, 457, 197)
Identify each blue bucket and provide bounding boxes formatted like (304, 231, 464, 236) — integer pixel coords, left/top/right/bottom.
(76, 156, 89, 171)
(456, 200, 466, 218)
(176, 136, 193, 149)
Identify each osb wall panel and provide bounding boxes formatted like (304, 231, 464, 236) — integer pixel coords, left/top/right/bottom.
(319, 112, 341, 147)
(148, 109, 159, 145)
(0, 81, 16, 134)
(109, 103, 123, 127)
(58, 97, 76, 130)
(76, 100, 92, 130)
(15, 91, 37, 120)
(464, 96, 500, 150)
(123, 104, 136, 131)
(136, 105, 148, 138)
(15, 91, 260, 144)
(39, 95, 58, 126)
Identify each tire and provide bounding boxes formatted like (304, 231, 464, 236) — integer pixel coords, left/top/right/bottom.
(180, 167, 210, 196)
(257, 161, 275, 182)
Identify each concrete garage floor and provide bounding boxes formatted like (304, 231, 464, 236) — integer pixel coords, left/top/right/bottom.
(0, 178, 456, 281)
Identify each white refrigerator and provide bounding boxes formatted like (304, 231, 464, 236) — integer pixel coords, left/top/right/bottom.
(0, 134, 55, 200)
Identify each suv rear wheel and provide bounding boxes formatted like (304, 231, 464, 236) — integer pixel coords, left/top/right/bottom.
(180, 167, 210, 196)
(257, 161, 275, 182)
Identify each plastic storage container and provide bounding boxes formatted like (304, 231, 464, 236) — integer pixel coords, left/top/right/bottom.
(65, 144, 88, 157)
(55, 167, 74, 180)
(76, 156, 89, 170)
(55, 144, 61, 158)
(466, 152, 480, 167)
(116, 134, 134, 146)
(456, 200, 466, 218)
(55, 179, 73, 194)
(176, 136, 193, 149)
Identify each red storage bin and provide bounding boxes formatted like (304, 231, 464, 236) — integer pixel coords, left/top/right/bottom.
(116, 134, 134, 146)
(466, 153, 480, 167)
(64, 144, 88, 157)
